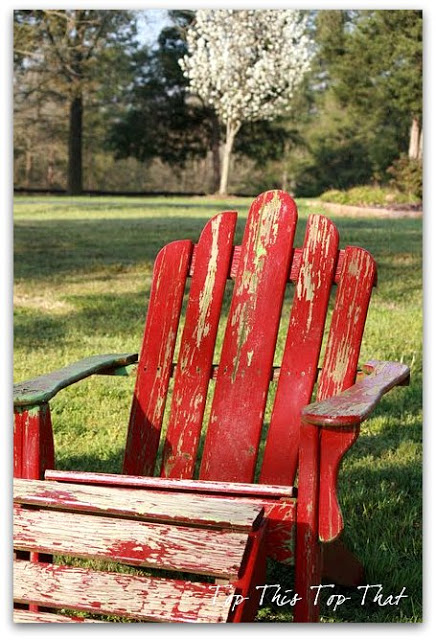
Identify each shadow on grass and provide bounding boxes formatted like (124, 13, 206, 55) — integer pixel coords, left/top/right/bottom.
(14, 216, 244, 282)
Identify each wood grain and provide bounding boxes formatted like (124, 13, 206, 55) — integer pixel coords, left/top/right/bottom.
(200, 190, 298, 482)
(14, 505, 247, 578)
(14, 559, 235, 623)
(14, 478, 264, 532)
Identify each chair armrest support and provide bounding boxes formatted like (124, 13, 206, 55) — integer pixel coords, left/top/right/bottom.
(302, 360, 410, 428)
(14, 353, 139, 408)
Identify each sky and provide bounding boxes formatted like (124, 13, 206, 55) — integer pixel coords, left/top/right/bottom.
(136, 9, 172, 46)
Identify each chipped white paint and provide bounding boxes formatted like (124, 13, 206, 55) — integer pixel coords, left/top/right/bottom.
(296, 265, 315, 303)
(295, 216, 334, 334)
(14, 479, 263, 532)
(228, 196, 284, 380)
(195, 217, 221, 348)
(327, 337, 354, 392)
(14, 505, 247, 577)
(14, 560, 235, 623)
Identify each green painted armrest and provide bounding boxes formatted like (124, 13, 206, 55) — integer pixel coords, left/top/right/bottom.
(302, 360, 410, 428)
(14, 353, 139, 408)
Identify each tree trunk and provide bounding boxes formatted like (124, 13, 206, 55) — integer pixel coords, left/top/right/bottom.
(281, 168, 288, 193)
(47, 147, 55, 188)
(219, 122, 239, 196)
(67, 94, 83, 195)
(211, 114, 221, 194)
(281, 140, 291, 192)
(25, 148, 32, 189)
(418, 126, 423, 161)
(408, 117, 420, 160)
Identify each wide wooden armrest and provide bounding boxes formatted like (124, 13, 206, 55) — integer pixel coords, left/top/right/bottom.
(302, 360, 410, 428)
(14, 353, 138, 408)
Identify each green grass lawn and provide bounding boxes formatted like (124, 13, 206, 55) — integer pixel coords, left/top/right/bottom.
(13, 194, 422, 623)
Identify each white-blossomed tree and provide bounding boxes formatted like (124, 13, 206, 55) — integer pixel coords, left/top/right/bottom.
(180, 9, 313, 195)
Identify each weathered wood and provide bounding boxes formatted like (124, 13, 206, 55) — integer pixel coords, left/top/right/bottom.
(191, 245, 347, 285)
(12, 190, 412, 625)
(14, 505, 248, 578)
(14, 478, 264, 532)
(172, 361, 325, 382)
(14, 479, 261, 531)
(162, 212, 237, 478)
(316, 247, 377, 543)
(261, 500, 297, 564)
(14, 475, 268, 623)
(293, 418, 322, 623)
(230, 521, 268, 622)
(43, 471, 298, 565)
(123, 240, 192, 477)
(44, 469, 297, 499)
(302, 360, 410, 427)
(14, 404, 54, 480)
(13, 353, 138, 408)
(200, 191, 298, 482)
(14, 559, 235, 623)
(13, 610, 107, 623)
(260, 214, 339, 486)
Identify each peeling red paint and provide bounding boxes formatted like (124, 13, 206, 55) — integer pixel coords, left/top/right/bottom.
(200, 191, 298, 482)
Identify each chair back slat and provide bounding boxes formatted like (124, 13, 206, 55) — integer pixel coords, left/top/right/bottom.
(160, 212, 237, 478)
(123, 240, 192, 476)
(199, 191, 298, 482)
(260, 215, 339, 486)
(316, 246, 377, 541)
(317, 247, 377, 401)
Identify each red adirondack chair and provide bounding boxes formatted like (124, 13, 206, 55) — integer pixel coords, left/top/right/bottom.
(14, 190, 409, 622)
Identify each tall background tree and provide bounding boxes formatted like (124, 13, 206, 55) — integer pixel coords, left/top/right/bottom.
(14, 10, 138, 194)
(179, 9, 313, 195)
(293, 9, 422, 196)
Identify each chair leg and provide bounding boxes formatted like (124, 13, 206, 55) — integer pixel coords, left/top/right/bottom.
(293, 422, 322, 622)
(230, 521, 268, 622)
(293, 522, 322, 622)
(322, 538, 365, 586)
(14, 403, 55, 480)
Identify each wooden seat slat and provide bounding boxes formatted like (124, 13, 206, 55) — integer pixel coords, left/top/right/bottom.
(14, 560, 234, 623)
(45, 469, 297, 498)
(14, 478, 263, 532)
(14, 505, 248, 578)
(13, 609, 108, 623)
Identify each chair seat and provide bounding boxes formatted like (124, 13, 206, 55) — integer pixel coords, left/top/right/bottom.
(13, 475, 268, 623)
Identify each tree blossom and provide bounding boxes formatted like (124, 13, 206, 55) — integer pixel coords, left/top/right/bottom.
(180, 10, 313, 194)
